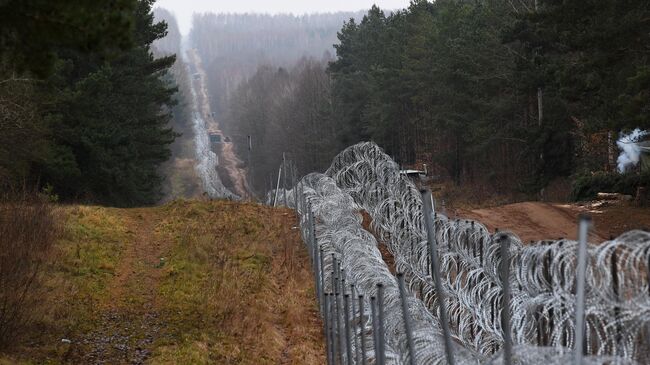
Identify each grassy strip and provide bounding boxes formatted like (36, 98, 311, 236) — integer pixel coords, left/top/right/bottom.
(0, 200, 324, 364)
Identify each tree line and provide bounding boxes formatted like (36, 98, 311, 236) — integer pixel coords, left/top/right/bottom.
(190, 12, 366, 116)
(332, 0, 649, 195)
(0, 0, 181, 206)
(225, 0, 649, 198)
(224, 59, 340, 194)
(152, 8, 202, 200)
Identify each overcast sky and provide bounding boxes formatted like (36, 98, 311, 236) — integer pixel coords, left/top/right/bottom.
(155, 0, 411, 34)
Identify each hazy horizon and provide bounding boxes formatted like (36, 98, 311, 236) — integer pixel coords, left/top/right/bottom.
(155, 0, 410, 34)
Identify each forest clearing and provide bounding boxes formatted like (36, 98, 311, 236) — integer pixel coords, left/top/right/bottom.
(2, 0, 650, 364)
(1, 201, 323, 364)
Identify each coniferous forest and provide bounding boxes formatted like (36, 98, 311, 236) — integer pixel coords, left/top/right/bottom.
(222, 0, 650, 199)
(2, 1, 650, 364)
(329, 0, 650, 196)
(0, 0, 177, 206)
(1, 0, 649, 204)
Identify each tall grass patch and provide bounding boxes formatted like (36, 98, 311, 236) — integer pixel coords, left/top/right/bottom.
(0, 193, 58, 346)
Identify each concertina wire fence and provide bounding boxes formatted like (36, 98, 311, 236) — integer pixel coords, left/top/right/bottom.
(265, 142, 650, 365)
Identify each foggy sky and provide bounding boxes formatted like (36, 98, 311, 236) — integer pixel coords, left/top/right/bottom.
(155, 0, 411, 34)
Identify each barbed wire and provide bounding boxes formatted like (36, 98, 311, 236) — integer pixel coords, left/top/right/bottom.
(270, 142, 648, 364)
(188, 64, 239, 200)
(296, 173, 483, 365)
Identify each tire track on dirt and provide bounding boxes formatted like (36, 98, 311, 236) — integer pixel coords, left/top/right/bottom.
(459, 202, 608, 242)
(74, 209, 171, 364)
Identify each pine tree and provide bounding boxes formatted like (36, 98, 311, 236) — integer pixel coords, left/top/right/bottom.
(42, 0, 177, 206)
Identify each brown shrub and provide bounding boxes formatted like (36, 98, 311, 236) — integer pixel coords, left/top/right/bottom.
(0, 192, 58, 347)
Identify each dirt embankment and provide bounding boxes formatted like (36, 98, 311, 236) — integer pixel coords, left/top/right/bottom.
(456, 201, 650, 243)
(2, 201, 323, 365)
(189, 49, 251, 199)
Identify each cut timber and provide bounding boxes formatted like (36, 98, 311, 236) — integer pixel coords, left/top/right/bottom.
(597, 192, 632, 201)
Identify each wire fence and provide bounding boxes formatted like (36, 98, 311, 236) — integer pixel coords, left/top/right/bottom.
(268, 142, 649, 365)
(187, 58, 239, 200)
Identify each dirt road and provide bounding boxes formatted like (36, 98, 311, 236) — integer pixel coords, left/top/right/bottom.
(457, 201, 650, 243)
(188, 50, 251, 198)
(73, 208, 169, 363)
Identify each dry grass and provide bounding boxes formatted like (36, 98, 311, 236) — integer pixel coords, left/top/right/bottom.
(151, 200, 323, 364)
(0, 193, 59, 348)
(0, 200, 324, 364)
(0, 205, 132, 362)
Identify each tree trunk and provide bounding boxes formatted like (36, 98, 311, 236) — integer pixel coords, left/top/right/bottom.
(537, 87, 544, 126)
(607, 131, 615, 171)
(455, 132, 462, 186)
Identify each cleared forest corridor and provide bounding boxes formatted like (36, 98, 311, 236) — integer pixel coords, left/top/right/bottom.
(187, 49, 251, 199)
(3, 201, 324, 364)
(2, 2, 650, 365)
(280, 142, 650, 364)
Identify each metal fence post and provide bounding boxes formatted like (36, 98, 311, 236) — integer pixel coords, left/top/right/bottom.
(376, 284, 386, 365)
(307, 204, 313, 243)
(498, 234, 512, 365)
(421, 189, 455, 365)
(575, 216, 591, 365)
(325, 293, 334, 365)
(310, 211, 316, 240)
(344, 294, 353, 365)
(295, 181, 300, 212)
(320, 247, 326, 313)
(331, 257, 339, 364)
(359, 295, 367, 365)
(299, 197, 308, 243)
(397, 273, 416, 365)
(307, 203, 313, 245)
(611, 236, 621, 355)
(273, 164, 282, 206)
(308, 209, 317, 270)
(333, 260, 343, 365)
(370, 296, 380, 365)
(314, 242, 323, 309)
(301, 184, 307, 219)
(340, 269, 348, 365)
(293, 178, 299, 214)
(282, 153, 288, 207)
(350, 285, 360, 365)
